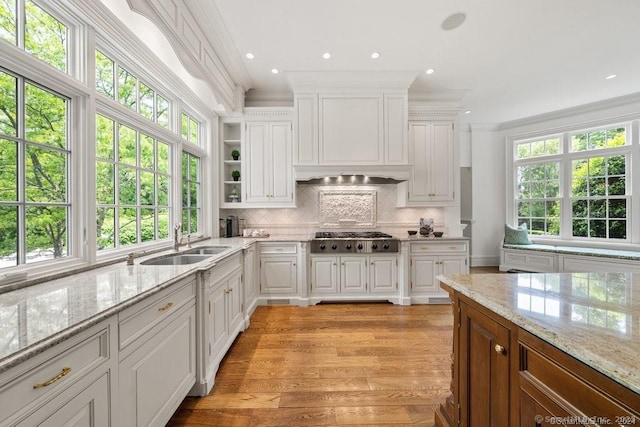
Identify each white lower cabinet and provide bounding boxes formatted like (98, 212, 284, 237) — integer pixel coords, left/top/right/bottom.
(409, 240, 468, 302)
(118, 277, 197, 427)
(258, 243, 299, 297)
(0, 320, 113, 427)
(18, 373, 110, 427)
(310, 255, 398, 300)
(197, 253, 245, 395)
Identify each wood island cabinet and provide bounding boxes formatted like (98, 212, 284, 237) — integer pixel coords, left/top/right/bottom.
(436, 285, 640, 427)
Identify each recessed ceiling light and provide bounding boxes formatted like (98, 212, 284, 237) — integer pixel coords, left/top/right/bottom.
(271, 68, 279, 74)
(442, 12, 466, 31)
(322, 52, 331, 59)
(371, 52, 380, 59)
(426, 68, 435, 75)
(605, 74, 617, 80)
(245, 53, 254, 59)
(464, 110, 472, 114)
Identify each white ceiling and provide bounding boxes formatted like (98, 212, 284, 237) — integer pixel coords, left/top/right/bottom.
(203, 0, 640, 124)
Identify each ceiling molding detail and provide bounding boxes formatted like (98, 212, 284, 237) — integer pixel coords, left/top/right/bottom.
(126, 0, 249, 114)
(243, 108, 294, 119)
(409, 109, 459, 118)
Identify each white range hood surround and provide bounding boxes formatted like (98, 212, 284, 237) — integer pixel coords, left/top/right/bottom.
(291, 71, 415, 178)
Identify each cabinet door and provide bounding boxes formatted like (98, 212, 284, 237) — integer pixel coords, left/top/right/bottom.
(340, 256, 367, 293)
(410, 255, 438, 295)
(311, 256, 339, 294)
(440, 256, 467, 276)
(430, 121, 454, 201)
(369, 256, 397, 293)
(260, 257, 297, 294)
(408, 122, 431, 202)
(270, 121, 293, 203)
(207, 281, 228, 368)
(119, 305, 196, 427)
(245, 122, 270, 203)
(227, 269, 244, 336)
(459, 301, 511, 427)
(243, 246, 257, 308)
(407, 121, 454, 203)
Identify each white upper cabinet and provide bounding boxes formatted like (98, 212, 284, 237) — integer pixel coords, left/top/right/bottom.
(294, 92, 408, 166)
(245, 120, 294, 206)
(398, 121, 456, 206)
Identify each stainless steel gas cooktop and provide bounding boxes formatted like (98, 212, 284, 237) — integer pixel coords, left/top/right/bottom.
(311, 231, 399, 253)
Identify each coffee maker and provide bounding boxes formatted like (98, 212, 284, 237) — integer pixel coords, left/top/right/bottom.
(225, 215, 239, 237)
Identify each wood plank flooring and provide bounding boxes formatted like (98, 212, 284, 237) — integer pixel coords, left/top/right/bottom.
(168, 267, 499, 426)
(167, 303, 454, 426)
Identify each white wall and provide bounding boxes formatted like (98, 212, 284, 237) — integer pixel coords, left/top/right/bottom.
(469, 126, 505, 266)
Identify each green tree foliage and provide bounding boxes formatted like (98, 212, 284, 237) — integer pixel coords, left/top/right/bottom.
(0, 2, 70, 264)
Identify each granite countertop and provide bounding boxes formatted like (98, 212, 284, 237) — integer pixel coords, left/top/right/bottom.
(0, 237, 257, 373)
(437, 272, 640, 395)
(400, 236, 470, 242)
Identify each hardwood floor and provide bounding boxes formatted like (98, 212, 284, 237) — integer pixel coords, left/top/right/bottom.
(168, 267, 500, 426)
(168, 303, 454, 426)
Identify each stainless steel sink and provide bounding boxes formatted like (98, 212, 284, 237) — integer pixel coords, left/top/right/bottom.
(184, 246, 231, 255)
(140, 254, 212, 266)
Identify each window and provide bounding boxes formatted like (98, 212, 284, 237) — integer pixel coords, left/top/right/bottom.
(96, 114, 171, 250)
(0, 69, 70, 268)
(511, 124, 631, 243)
(181, 152, 200, 235)
(95, 50, 170, 128)
(181, 112, 199, 145)
(0, 0, 68, 73)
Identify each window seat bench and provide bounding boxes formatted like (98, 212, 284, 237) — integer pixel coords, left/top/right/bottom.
(499, 243, 640, 273)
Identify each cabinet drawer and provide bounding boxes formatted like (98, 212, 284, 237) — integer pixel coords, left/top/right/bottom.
(504, 250, 556, 272)
(519, 331, 640, 420)
(410, 241, 467, 253)
(118, 277, 196, 350)
(259, 242, 297, 254)
(0, 325, 109, 422)
(208, 253, 242, 282)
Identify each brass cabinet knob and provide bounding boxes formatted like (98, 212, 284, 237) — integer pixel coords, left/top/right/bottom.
(495, 344, 505, 354)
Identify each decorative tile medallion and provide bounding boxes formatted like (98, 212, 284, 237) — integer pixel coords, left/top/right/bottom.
(319, 190, 376, 227)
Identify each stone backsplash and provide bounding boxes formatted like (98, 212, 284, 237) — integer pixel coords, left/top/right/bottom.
(221, 183, 446, 236)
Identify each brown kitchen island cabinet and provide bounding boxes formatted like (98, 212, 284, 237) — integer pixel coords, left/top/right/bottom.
(435, 273, 640, 427)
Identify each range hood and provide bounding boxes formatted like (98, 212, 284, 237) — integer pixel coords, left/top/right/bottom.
(294, 165, 411, 182)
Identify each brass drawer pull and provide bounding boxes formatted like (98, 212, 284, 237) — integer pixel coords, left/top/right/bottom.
(158, 302, 174, 312)
(495, 344, 505, 354)
(33, 367, 71, 389)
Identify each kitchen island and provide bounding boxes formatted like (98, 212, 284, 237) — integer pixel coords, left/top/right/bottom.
(434, 272, 640, 426)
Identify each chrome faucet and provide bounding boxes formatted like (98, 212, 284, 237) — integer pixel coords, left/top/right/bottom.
(173, 223, 183, 251)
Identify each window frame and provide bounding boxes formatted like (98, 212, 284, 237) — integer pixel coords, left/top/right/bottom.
(508, 120, 637, 248)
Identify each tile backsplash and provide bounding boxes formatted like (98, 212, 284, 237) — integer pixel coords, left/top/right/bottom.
(221, 184, 445, 236)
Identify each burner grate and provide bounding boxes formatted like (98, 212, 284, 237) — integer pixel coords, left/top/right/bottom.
(314, 231, 392, 239)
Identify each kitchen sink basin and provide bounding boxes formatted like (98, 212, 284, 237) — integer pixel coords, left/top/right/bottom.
(184, 246, 231, 255)
(140, 253, 212, 266)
